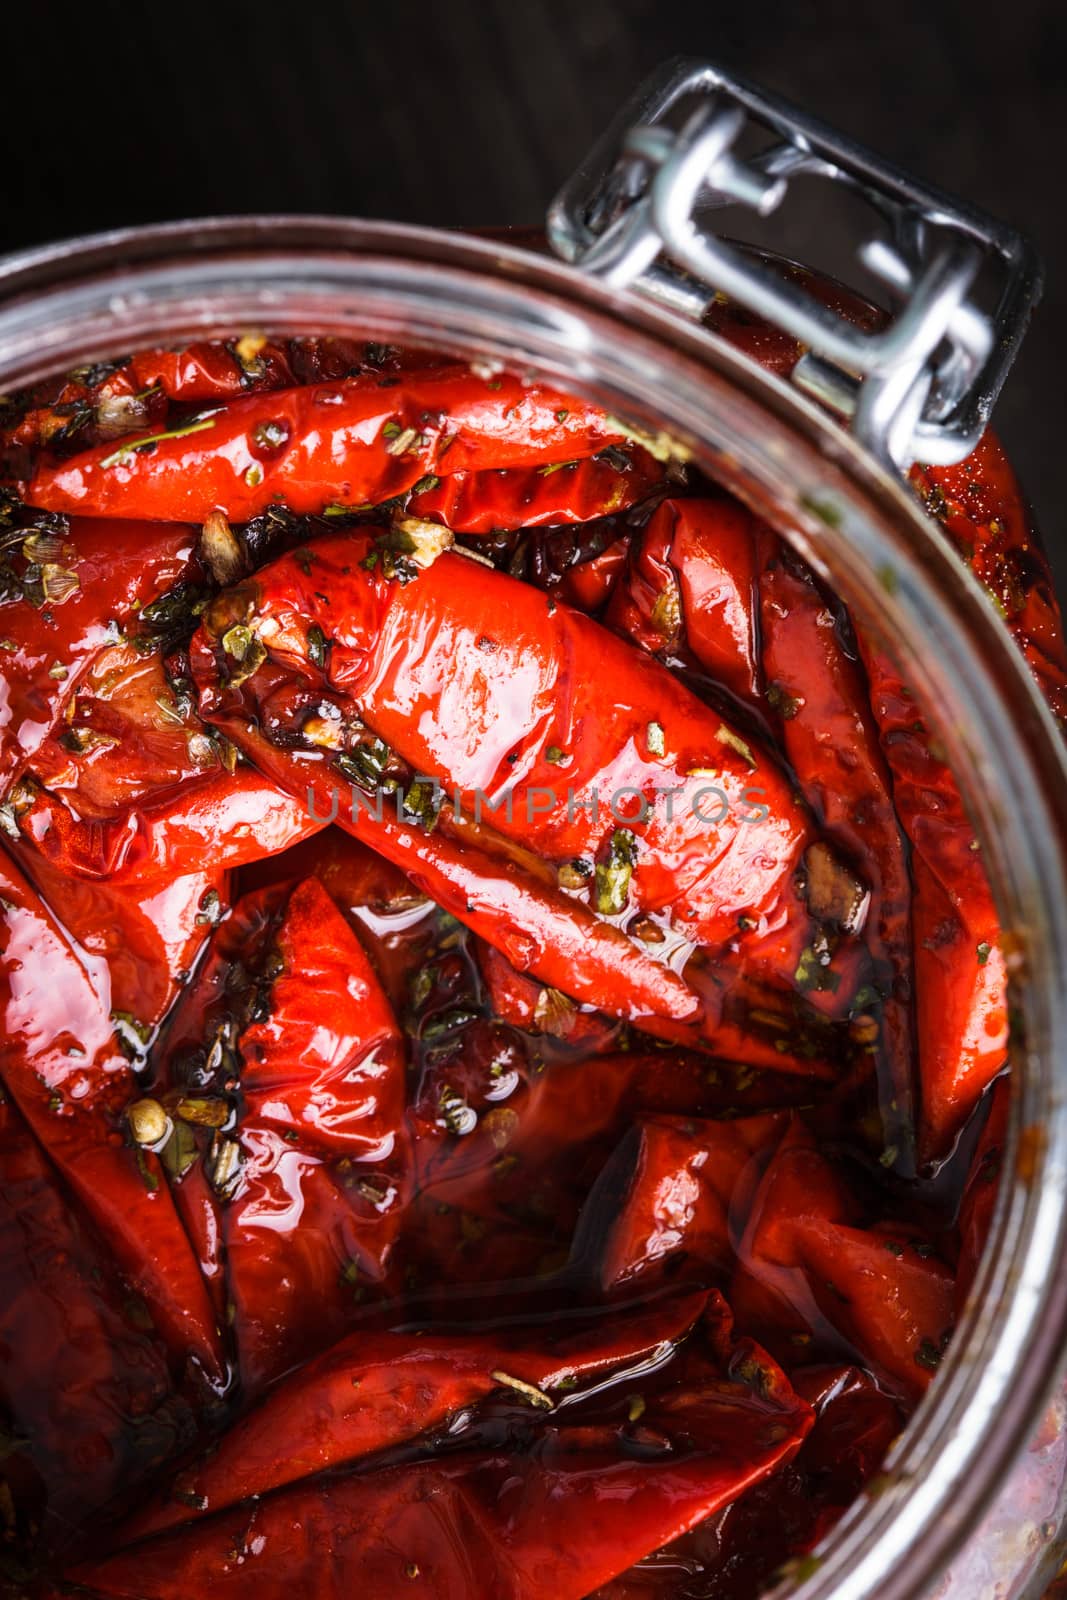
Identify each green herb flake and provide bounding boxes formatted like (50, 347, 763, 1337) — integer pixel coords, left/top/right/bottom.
(336, 737, 392, 791)
(251, 419, 288, 451)
(195, 887, 223, 928)
(715, 724, 756, 768)
(99, 414, 218, 469)
(306, 624, 328, 670)
(134, 1147, 159, 1193)
(490, 1370, 554, 1409)
(794, 945, 841, 993)
(594, 829, 637, 916)
(557, 859, 591, 891)
(385, 425, 419, 457)
(766, 682, 801, 720)
(175, 1097, 229, 1129)
(159, 1118, 199, 1181)
(221, 623, 253, 660)
(111, 1009, 152, 1048)
(650, 580, 681, 640)
(977, 940, 992, 966)
(402, 779, 441, 831)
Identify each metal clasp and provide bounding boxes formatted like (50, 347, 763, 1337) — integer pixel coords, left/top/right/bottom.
(547, 58, 1042, 471)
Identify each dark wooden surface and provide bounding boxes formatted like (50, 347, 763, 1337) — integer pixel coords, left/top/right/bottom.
(4, 0, 1064, 578)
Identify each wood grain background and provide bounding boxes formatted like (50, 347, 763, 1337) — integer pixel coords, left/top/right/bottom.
(3, 0, 1064, 579)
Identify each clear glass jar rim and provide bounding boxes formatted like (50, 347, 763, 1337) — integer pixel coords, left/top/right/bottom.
(2, 216, 1066, 1600)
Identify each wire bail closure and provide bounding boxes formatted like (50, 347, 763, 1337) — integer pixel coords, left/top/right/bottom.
(548, 58, 1042, 471)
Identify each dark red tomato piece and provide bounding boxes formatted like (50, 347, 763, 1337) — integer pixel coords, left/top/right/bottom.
(74, 1300, 812, 1600)
(474, 937, 623, 1053)
(555, 531, 632, 612)
(789, 1220, 955, 1403)
(607, 496, 761, 704)
(590, 1114, 785, 1291)
(169, 1156, 228, 1323)
(0, 846, 225, 1388)
(75, 1459, 501, 1600)
(0, 1091, 188, 1556)
(0, 517, 198, 794)
(238, 822, 426, 910)
(123, 1292, 708, 1543)
(224, 1125, 408, 1398)
(25, 369, 628, 523)
(730, 1121, 954, 1400)
(15, 764, 319, 885)
(407, 447, 662, 534)
(128, 339, 294, 402)
(916, 432, 1067, 727)
(236, 825, 435, 1014)
(592, 1365, 900, 1599)
(859, 643, 1008, 1163)
(27, 641, 215, 819)
(15, 635, 322, 885)
(151, 875, 410, 1396)
(956, 1074, 1010, 1306)
(730, 1118, 860, 1351)
(756, 534, 915, 1150)
(237, 875, 406, 1157)
(407, 1047, 810, 1301)
(9, 844, 225, 1027)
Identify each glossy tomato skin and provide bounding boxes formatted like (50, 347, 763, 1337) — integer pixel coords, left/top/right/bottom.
(0, 1091, 191, 1557)
(0, 306, 1055, 1595)
(0, 517, 200, 793)
(24, 369, 629, 523)
(74, 1298, 815, 1600)
(0, 844, 226, 1391)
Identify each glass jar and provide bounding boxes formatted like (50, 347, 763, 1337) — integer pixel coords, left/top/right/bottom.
(0, 212, 1065, 1600)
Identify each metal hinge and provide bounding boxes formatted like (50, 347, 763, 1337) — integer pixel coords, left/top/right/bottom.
(547, 58, 1042, 471)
